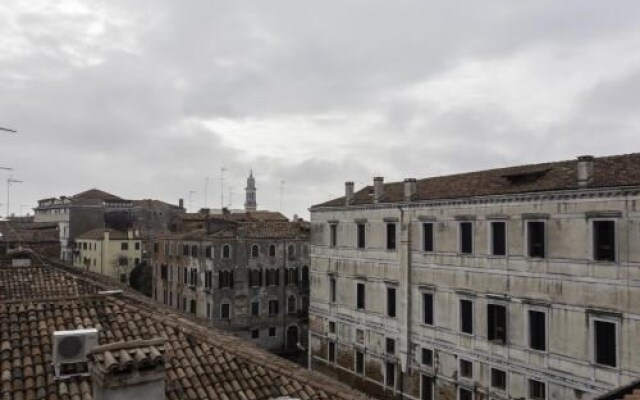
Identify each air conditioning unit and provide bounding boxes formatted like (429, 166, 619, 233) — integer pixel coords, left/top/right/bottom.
(53, 328, 98, 377)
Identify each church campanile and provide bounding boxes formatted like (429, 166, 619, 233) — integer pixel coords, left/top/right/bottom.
(244, 170, 257, 211)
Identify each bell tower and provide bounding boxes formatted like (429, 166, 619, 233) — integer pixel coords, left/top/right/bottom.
(245, 170, 257, 211)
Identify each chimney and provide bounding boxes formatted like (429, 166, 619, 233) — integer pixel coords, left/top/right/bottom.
(178, 198, 184, 209)
(577, 155, 594, 187)
(89, 338, 166, 400)
(345, 181, 354, 206)
(373, 177, 384, 203)
(404, 178, 417, 202)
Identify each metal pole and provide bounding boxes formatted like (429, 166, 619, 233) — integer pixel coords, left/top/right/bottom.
(204, 176, 209, 209)
(220, 167, 226, 211)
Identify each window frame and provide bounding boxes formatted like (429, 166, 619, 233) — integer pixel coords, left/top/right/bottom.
(421, 347, 433, 367)
(329, 275, 337, 303)
(356, 281, 366, 310)
(329, 223, 338, 248)
(526, 307, 548, 353)
(251, 244, 260, 258)
(490, 367, 507, 392)
(355, 350, 365, 375)
(590, 315, 619, 368)
(528, 379, 547, 400)
(220, 302, 231, 319)
(459, 221, 474, 255)
(459, 298, 474, 335)
(386, 222, 397, 251)
(591, 219, 617, 263)
(487, 302, 508, 345)
(420, 374, 434, 400)
(488, 220, 507, 257)
(525, 220, 547, 259)
(356, 222, 366, 249)
(222, 244, 231, 259)
(387, 285, 397, 318)
(422, 290, 434, 326)
(459, 359, 473, 380)
(422, 222, 434, 253)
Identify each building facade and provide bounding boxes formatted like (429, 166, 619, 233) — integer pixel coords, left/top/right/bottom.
(73, 228, 142, 283)
(151, 216, 311, 354)
(309, 154, 640, 400)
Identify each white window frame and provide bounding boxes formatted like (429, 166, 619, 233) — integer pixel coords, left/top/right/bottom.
(528, 378, 547, 400)
(487, 299, 509, 345)
(524, 219, 547, 259)
(590, 315, 620, 369)
(525, 306, 549, 353)
(487, 219, 508, 257)
(422, 222, 435, 253)
(590, 218, 618, 263)
(458, 221, 474, 254)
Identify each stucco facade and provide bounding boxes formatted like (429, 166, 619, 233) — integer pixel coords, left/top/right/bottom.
(309, 154, 640, 400)
(73, 229, 142, 283)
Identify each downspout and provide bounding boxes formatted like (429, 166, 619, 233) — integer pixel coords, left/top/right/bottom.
(398, 205, 412, 396)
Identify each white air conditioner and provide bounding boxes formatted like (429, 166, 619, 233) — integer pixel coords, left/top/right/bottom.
(53, 328, 99, 365)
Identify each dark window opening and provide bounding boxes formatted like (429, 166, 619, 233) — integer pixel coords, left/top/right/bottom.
(357, 223, 366, 249)
(487, 304, 507, 344)
(330, 276, 337, 303)
(527, 221, 546, 258)
(387, 287, 396, 318)
(356, 282, 366, 310)
(594, 320, 617, 367)
(529, 380, 546, 400)
(421, 348, 433, 366)
(594, 220, 616, 262)
(423, 293, 433, 325)
(355, 351, 364, 374)
(386, 338, 395, 354)
(459, 388, 473, 400)
(386, 362, 396, 388)
(269, 244, 276, 257)
(268, 300, 279, 315)
(222, 245, 231, 258)
(220, 303, 230, 319)
(491, 368, 506, 390)
(491, 221, 506, 256)
(330, 224, 337, 247)
(460, 222, 473, 254)
(386, 223, 396, 250)
(423, 223, 434, 252)
(328, 341, 336, 363)
(251, 329, 259, 339)
(460, 359, 473, 379)
(529, 310, 546, 351)
(251, 245, 259, 258)
(251, 301, 259, 316)
(421, 375, 433, 400)
(460, 299, 473, 334)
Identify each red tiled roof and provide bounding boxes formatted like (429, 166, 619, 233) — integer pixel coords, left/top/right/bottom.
(0, 260, 366, 400)
(312, 153, 640, 208)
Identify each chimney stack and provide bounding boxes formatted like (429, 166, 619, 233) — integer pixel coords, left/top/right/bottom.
(345, 181, 354, 206)
(577, 155, 594, 187)
(404, 178, 417, 202)
(89, 338, 166, 400)
(178, 198, 184, 209)
(373, 177, 384, 203)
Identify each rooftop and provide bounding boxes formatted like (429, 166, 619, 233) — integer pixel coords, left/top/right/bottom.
(76, 228, 140, 241)
(312, 152, 640, 209)
(0, 258, 365, 400)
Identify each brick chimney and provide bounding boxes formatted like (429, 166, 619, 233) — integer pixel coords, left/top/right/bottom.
(577, 155, 594, 187)
(373, 177, 384, 203)
(404, 178, 417, 202)
(345, 181, 354, 206)
(89, 338, 166, 400)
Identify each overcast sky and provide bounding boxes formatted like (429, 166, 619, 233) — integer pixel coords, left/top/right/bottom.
(1, 1, 639, 219)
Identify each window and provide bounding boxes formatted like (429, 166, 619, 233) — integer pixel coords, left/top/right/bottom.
(191, 245, 198, 257)
(330, 224, 337, 247)
(593, 220, 616, 262)
(387, 287, 397, 318)
(355, 351, 364, 374)
(487, 304, 507, 344)
(220, 303, 230, 319)
(356, 282, 365, 310)
(206, 302, 210, 318)
(594, 319, 617, 367)
(491, 368, 506, 391)
(328, 341, 336, 363)
(251, 244, 259, 258)
(269, 300, 279, 315)
(421, 375, 434, 400)
(189, 268, 198, 286)
(251, 301, 259, 316)
(183, 266, 188, 284)
(355, 329, 364, 344)
(287, 295, 296, 314)
(121, 242, 129, 251)
(222, 244, 231, 258)
(460, 299, 473, 334)
(527, 221, 546, 258)
(205, 246, 212, 258)
(183, 244, 189, 256)
(386, 338, 395, 355)
(459, 359, 473, 379)
(490, 221, 506, 256)
(385, 362, 396, 388)
(160, 264, 168, 280)
(459, 387, 473, 400)
(135, 242, 140, 250)
(266, 269, 280, 286)
(288, 244, 295, 257)
(529, 310, 546, 351)
(330, 276, 337, 303)
(459, 222, 473, 254)
(269, 244, 276, 257)
(249, 269, 262, 287)
(423, 292, 434, 325)
(218, 270, 234, 289)
(421, 348, 433, 366)
(529, 379, 546, 400)
(386, 223, 396, 250)
(251, 329, 259, 339)
(301, 266, 309, 284)
(328, 321, 336, 334)
(269, 327, 276, 337)
(182, 297, 186, 311)
(423, 223, 434, 252)
(205, 270, 213, 289)
(356, 223, 366, 249)
(190, 300, 196, 314)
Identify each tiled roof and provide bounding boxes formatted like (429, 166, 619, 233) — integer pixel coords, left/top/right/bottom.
(174, 221, 309, 241)
(312, 153, 640, 208)
(76, 229, 139, 241)
(89, 338, 165, 374)
(72, 189, 122, 201)
(0, 260, 366, 400)
(0, 266, 100, 301)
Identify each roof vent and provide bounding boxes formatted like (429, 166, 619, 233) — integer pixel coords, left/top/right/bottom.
(53, 328, 99, 378)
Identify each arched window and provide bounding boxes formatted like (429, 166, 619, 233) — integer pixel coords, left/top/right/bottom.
(288, 244, 295, 257)
(205, 246, 212, 258)
(302, 266, 309, 284)
(222, 245, 231, 259)
(191, 245, 198, 258)
(251, 244, 259, 258)
(269, 245, 276, 257)
(288, 295, 296, 314)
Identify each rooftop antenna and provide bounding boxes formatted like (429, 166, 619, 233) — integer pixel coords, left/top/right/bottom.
(204, 176, 209, 209)
(6, 177, 23, 217)
(228, 186, 234, 209)
(220, 167, 226, 210)
(279, 180, 285, 213)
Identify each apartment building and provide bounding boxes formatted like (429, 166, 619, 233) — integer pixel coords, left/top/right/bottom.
(309, 153, 640, 400)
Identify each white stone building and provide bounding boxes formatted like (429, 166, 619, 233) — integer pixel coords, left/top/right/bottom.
(309, 153, 640, 400)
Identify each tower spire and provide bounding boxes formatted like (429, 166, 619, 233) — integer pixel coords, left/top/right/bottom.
(244, 170, 257, 211)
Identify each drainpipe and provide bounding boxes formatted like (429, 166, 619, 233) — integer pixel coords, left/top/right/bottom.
(398, 205, 412, 391)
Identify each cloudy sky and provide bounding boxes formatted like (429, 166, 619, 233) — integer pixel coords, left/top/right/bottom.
(1, 1, 639, 219)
